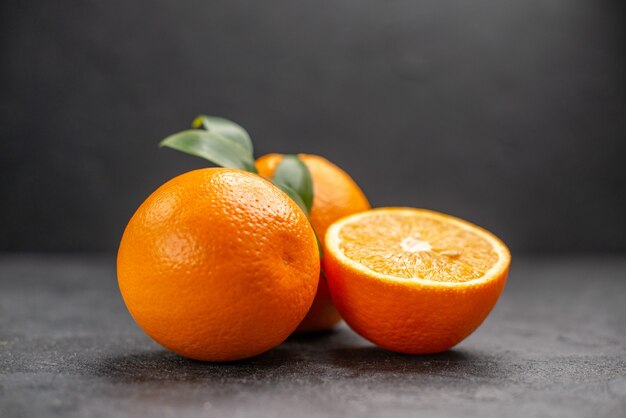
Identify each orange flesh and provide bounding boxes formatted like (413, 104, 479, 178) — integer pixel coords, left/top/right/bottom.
(338, 212, 499, 282)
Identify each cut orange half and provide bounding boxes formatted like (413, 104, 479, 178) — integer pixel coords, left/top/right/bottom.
(324, 207, 511, 354)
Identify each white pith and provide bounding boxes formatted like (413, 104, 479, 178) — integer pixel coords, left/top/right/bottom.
(400, 234, 432, 253)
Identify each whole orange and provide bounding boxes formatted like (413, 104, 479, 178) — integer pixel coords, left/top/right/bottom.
(256, 154, 370, 332)
(117, 168, 320, 361)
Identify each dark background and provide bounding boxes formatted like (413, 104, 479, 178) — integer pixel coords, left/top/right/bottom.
(1, 0, 625, 254)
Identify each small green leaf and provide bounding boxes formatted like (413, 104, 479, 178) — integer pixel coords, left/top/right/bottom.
(270, 179, 309, 215)
(159, 130, 257, 173)
(273, 155, 313, 212)
(192, 115, 253, 157)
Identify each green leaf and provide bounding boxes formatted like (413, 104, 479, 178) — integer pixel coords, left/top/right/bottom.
(270, 179, 309, 215)
(192, 115, 253, 158)
(159, 130, 257, 173)
(273, 155, 313, 213)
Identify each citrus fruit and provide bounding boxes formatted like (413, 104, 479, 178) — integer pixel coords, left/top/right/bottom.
(117, 168, 320, 361)
(256, 154, 370, 332)
(324, 207, 510, 354)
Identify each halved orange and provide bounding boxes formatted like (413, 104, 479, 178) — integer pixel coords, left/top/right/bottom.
(324, 208, 511, 354)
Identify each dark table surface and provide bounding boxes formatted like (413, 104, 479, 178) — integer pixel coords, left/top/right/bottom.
(1, 255, 625, 417)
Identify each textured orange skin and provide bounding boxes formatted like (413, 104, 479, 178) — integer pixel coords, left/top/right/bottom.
(117, 168, 319, 361)
(256, 154, 370, 332)
(323, 214, 510, 354)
